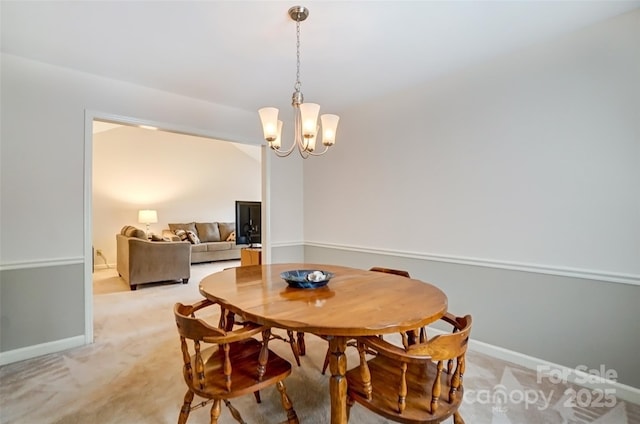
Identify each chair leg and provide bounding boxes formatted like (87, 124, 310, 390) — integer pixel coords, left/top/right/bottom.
(347, 394, 355, 421)
(209, 399, 221, 424)
(253, 391, 261, 403)
(286, 330, 301, 366)
(276, 381, 299, 424)
(223, 400, 247, 424)
(407, 329, 421, 345)
(321, 347, 330, 375)
(297, 332, 306, 356)
(453, 411, 465, 424)
(178, 389, 194, 424)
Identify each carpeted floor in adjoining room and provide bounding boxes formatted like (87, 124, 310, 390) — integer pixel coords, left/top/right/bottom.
(1, 261, 638, 424)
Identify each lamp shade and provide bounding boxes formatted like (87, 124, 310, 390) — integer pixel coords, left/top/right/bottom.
(258, 107, 279, 142)
(320, 114, 339, 146)
(299, 103, 320, 138)
(138, 209, 158, 224)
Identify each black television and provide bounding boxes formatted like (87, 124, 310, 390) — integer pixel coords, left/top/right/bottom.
(235, 201, 261, 247)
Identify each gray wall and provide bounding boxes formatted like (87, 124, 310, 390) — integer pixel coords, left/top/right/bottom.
(271, 244, 305, 264)
(0, 264, 84, 350)
(305, 245, 640, 387)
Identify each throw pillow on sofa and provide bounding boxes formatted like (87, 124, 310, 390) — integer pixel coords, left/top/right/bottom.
(195, 222, 220, 242)
(121, 225, 147, 239)
(226, 231, 236, 242)
(168, 222, 197, 235)
(186, 230, 201, 244)
(150, 234, 164, 242)
(174, 229, 189, 242)
(218, 222, 235, 242)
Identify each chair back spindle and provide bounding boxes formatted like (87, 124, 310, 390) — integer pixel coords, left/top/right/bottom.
(173, 299, 299, 424)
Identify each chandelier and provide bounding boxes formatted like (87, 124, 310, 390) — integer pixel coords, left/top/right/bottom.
(258, 6, 339, 159)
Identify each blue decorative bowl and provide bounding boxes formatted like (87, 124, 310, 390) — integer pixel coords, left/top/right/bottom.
(280, 270, 334, 289)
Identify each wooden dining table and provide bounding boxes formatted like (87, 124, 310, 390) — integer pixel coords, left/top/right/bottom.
(199, 263, 448, 424)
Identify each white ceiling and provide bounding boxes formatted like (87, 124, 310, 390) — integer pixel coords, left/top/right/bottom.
(2, 1, 639, 115)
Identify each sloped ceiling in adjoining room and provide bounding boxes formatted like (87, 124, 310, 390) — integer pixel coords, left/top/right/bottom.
(91, 121, 261, 162)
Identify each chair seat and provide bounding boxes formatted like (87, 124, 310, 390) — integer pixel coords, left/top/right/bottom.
(175, 299, 299, 424)
(346, 355, 463, 424)
(187, 338, 292, 399)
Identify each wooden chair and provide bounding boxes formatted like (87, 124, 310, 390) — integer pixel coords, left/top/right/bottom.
(368, 266, 411, 278)
(218, 300, 303, 367)
(174, 299, 299, 424)
(223, 266, 303, 367)
(345, 313, 472, 424)
(320, 267, 412, 375)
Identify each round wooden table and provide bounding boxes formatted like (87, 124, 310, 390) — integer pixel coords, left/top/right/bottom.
(199, 263, 448, 424)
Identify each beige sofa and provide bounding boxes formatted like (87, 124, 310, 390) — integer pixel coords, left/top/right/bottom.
(116, 226, 191, 290)
(162, 221, 247, 264)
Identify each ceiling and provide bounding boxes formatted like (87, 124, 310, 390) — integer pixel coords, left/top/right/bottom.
(92, 120, 262, 162)
(2, 1, 639, 115)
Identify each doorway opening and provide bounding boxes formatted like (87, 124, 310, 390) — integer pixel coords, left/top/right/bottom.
(84, 112, 266, 343)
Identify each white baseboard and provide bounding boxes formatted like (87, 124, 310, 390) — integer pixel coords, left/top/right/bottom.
(428, 328, 640, 405)
(0, 335, 86, 366)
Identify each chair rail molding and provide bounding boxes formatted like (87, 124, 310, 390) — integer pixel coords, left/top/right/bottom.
(0, 257, 84, 271)
(304, 241, 639, 286)
(271, 240, 304, 248)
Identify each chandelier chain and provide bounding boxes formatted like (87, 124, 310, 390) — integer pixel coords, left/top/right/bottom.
(295, 19, 301, 93)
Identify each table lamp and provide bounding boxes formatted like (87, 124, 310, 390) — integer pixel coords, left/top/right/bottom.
(138, 209, 158, 238)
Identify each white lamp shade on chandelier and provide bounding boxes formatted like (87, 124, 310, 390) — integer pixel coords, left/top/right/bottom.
(320, 114, 339, 146)
(258, 107, 280, 142)
(258, 6, 340, 159)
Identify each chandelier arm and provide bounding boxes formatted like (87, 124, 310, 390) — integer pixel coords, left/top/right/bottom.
(298, 148, 311, 159)
(294, 105, 309, 158)
(270, 132, 299, 157)
(307, 145, 330, 156)
(271, 146, 297, 157)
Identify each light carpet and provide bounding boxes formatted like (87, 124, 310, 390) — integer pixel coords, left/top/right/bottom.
(1, 262, 638, 424)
